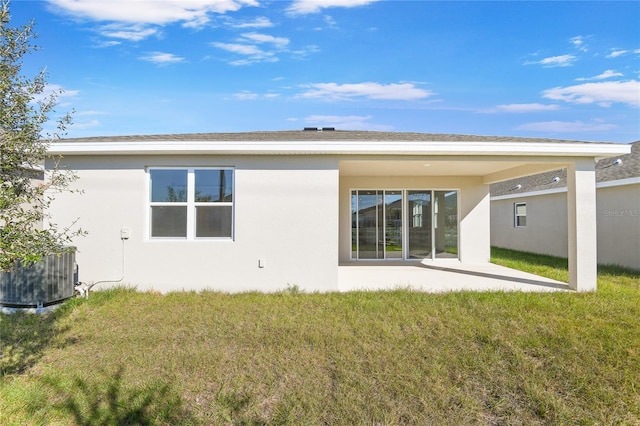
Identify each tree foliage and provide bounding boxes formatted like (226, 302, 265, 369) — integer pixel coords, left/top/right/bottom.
(0, 0, 82, 271)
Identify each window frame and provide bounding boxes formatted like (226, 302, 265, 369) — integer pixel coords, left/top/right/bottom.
(514, 202, 527, 228)
(147, 167, 234, 240)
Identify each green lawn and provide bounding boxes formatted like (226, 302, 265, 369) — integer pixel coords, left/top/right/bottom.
(1, 248, 639, 425)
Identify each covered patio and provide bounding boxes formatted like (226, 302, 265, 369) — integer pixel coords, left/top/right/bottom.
(337, 139, 631, 292)
(338, 261, 569, 292)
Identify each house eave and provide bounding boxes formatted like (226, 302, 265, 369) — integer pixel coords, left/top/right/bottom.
(48, 140, 631, 158)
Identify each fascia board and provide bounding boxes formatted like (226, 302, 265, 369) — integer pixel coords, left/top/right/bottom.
(491, 187, 568, 201)
(48, 140, 631, 158)
(491, 177, 640, 201)
(596, 177, 640, 189)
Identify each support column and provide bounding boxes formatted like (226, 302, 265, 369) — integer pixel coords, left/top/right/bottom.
(567, 159, 597, 291)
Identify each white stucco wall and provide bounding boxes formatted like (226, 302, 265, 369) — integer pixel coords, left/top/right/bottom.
(339, 175, 490, 264)
(47, 155, 340, 293)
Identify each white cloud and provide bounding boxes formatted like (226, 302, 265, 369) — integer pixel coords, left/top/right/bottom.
(76, 110, 106, 116)
(139, 52, 185, 65)
(607, 48, 640, 58)
(31, 84, 79, 103)
(324, 15, 338, 29)
(570, 35, 589, 52)
(301, 114, 392, 130)
(72, 119, 101, 129)
(287, 0, 379, 15)
(98, 24, 159, 41)
(212, 42, 263, 56)
(241, 32, 289, 48)
(233, 91, 259, 100)
(212, 33, 293, 65)
(94, 40, 122, 48)
(525, 54, 576, 67)
(228, 17, 274, 29)
(212, 42, 278, 65)
(480, 103, 560, 114)
(48, 0, 259, 26)
(517, 120, 616, 133)
(543, 80, 640, 107)
(607, 49, 628, 58)
(232, 91, 280, 100)
(298, 82, 434, 101)
(576, 70, 624, 81)
(48, 0, 259, 42)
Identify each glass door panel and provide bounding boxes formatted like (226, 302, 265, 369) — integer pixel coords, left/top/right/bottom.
(351, 192, 358, 259)
(384, 191, 403, 259)
(356, 191, 384, 259)
(434, 191, 458, 258)
(407, 191, 432, 259)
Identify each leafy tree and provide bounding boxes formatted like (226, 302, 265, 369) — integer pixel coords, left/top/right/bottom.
(0, 0, 81, 271)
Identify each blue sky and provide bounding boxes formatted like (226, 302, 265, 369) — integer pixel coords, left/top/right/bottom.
(11, 0, 640, 142)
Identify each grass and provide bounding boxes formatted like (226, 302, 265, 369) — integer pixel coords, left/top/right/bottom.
(1, 248, 639, 425)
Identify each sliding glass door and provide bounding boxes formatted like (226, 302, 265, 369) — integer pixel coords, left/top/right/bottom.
(351, 189, 457, 260)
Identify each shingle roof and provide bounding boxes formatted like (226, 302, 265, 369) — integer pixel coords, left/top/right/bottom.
(491, 140, 640, 196)
(58, 130, 613, 144)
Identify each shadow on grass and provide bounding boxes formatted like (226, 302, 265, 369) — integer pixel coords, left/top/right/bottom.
(0, 300, 78, 376)
(46, 366, 193, 425)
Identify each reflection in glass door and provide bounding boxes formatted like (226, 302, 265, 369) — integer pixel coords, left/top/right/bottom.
(356, 191, 383, 259)
(407, 191, 432, 259)
(384, 191, 403, 258)
(434, 191, 458, 258)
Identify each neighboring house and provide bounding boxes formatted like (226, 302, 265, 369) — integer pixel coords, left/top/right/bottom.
(491, 141, 639, 271)
(46, 130, 630, 292)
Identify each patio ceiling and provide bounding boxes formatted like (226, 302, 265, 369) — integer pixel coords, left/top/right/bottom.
(339, 157, 571, 183)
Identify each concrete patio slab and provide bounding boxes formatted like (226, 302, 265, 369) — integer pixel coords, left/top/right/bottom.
(338, 260, 570, 292)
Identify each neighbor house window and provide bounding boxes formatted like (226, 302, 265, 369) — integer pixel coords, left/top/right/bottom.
(149, 168, 233, 239)
(514, 202, 526, 227)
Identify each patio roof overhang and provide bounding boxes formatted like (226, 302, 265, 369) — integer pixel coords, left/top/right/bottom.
(49, 139, 629, 158)
(49, 139, 630, 185)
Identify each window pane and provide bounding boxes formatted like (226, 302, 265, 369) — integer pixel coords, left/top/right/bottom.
(357, 191, 384, 259)
(515, 203, 526, 215)
(150, 170, 187, 202)
(195, 169, 233, 202)
(517, 216, 527, 227)
(408, 191, 432, 259)
(351, 191, 357, 259)
(384, 191, 403, 259)
(435, 191, 458, 258)
(151, 206, 187, 237)
(196, 206, 232, 238)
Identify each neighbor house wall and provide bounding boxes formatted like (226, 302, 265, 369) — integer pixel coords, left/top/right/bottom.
(491, 182, 640, 270)
(339, 175, 490, 264)
(490, 192, 568, 258)
(47, 155, 340, 293)
(596, 183, 640, 269)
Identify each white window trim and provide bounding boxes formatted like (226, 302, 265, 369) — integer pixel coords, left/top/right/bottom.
(514, 202, 526, 228)
(146, 167, 234, 241)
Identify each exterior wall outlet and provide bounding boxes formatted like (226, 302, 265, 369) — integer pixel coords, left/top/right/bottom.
(120, 227, 130, 240)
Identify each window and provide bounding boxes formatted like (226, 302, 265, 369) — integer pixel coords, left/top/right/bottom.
(514, 202, 526, 227)
(149, 168, 233, 239)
